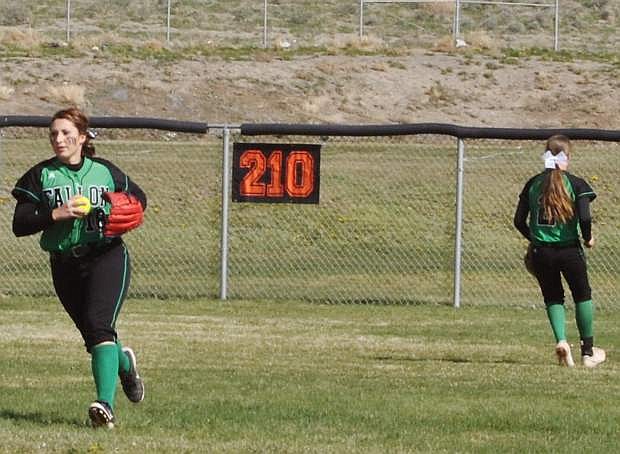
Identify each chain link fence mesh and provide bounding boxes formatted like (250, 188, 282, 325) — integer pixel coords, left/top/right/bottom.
(461, 139, 620, 309)
(1, 127, 618, 308)
(227, 134, 457, 304)
(0, 128, 221, 299)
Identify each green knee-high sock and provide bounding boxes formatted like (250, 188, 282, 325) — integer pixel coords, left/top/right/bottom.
(575, 300, 594, 340)
(91, 343, 119, 408)
(546, 303, 566, 342)
(116, 340, 131, 375)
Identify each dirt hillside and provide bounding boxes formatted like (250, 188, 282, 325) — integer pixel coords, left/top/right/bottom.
(1, 48, 619, 130)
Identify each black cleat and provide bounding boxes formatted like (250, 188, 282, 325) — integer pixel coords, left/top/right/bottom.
(119, 347, 145, 403)
(88, 400, 115, 429)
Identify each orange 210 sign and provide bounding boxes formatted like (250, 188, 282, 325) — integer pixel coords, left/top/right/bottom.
(232, 143, 321, 203)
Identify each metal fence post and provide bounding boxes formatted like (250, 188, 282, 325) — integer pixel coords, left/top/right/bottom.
(166, 0, 172, 43)
(554, 0, 559, 51)
(263, 0, 268, 48)
(0, 129, 4, 179)
(219, 127, 231, 300)
(453, 138, 465, 308)
(454, 0, 461, 40)
(65, 0, 71, 42)
(359, 0, 364, 40)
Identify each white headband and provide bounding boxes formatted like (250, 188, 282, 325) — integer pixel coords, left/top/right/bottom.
(542, 150, 568, 169)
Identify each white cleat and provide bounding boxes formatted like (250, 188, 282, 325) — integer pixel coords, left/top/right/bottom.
(555, 340, 575, 367)
(582, 347, 606, 368)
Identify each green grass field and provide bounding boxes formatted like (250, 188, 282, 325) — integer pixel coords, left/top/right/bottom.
(1, 297, 618, 453)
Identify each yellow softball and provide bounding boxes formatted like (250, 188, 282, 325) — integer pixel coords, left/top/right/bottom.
(76, 196, 92, 215)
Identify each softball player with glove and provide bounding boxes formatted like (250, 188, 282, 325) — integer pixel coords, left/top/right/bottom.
(12, 107, 146, 428)
(514, 135, 605, 369)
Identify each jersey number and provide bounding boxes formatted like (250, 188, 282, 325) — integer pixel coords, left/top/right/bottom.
(536, 197, 555, 226)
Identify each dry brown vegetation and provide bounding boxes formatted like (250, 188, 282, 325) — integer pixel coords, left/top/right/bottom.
(0, 0, 618, 129)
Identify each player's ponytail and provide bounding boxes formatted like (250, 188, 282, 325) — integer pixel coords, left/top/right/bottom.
(51, 106, 96, 157)
(541, 135, 574, 224)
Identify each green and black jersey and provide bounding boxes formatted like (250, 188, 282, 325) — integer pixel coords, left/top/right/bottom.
(12, 156, 146, 253)
(515, 170, 595, 246)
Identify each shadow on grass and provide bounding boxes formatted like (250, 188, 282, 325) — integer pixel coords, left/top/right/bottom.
(0, 408, 85, 428)
(309, 298, 454, 306)
(372, 355, 521, 364)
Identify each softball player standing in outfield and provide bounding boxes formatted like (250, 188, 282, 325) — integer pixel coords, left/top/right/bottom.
(11, 107, 146, 428)
(514, 135, 605, 368)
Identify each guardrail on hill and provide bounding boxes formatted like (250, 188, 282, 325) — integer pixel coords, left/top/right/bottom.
(1, 116, 619, 309)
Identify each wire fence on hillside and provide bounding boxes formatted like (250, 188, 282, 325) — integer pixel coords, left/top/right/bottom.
(1, 119, 619, 309)
(1, 0, 617, 53)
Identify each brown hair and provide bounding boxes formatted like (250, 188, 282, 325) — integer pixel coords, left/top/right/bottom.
(541, 135, 573, 224)
(51, 106, 96, 157)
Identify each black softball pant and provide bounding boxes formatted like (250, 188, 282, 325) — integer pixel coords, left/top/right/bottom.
(50, 241, 131, 352)
(531, 245, 591, 305)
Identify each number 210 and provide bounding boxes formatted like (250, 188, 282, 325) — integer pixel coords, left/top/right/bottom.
(239, 149, 315, 198)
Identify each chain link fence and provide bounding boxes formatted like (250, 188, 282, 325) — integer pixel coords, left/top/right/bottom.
(460, 138, 620, 309)
(0, 128, 221, 299)
(1, 0, 617, 52)
(1, 123, 619, 308)
(227, 134, 457, 304)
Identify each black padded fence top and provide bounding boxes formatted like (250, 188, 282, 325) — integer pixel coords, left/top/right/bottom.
(1, 116, 208, 134)
(240, 123, 620, 141)
(1, 116, 619, 141)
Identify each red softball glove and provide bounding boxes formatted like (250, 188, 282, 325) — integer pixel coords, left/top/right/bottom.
(103, 191, 144, 237)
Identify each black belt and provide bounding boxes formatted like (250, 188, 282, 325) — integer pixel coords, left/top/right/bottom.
(536, 241, 580, 249)
(51, 239, 122, 261)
